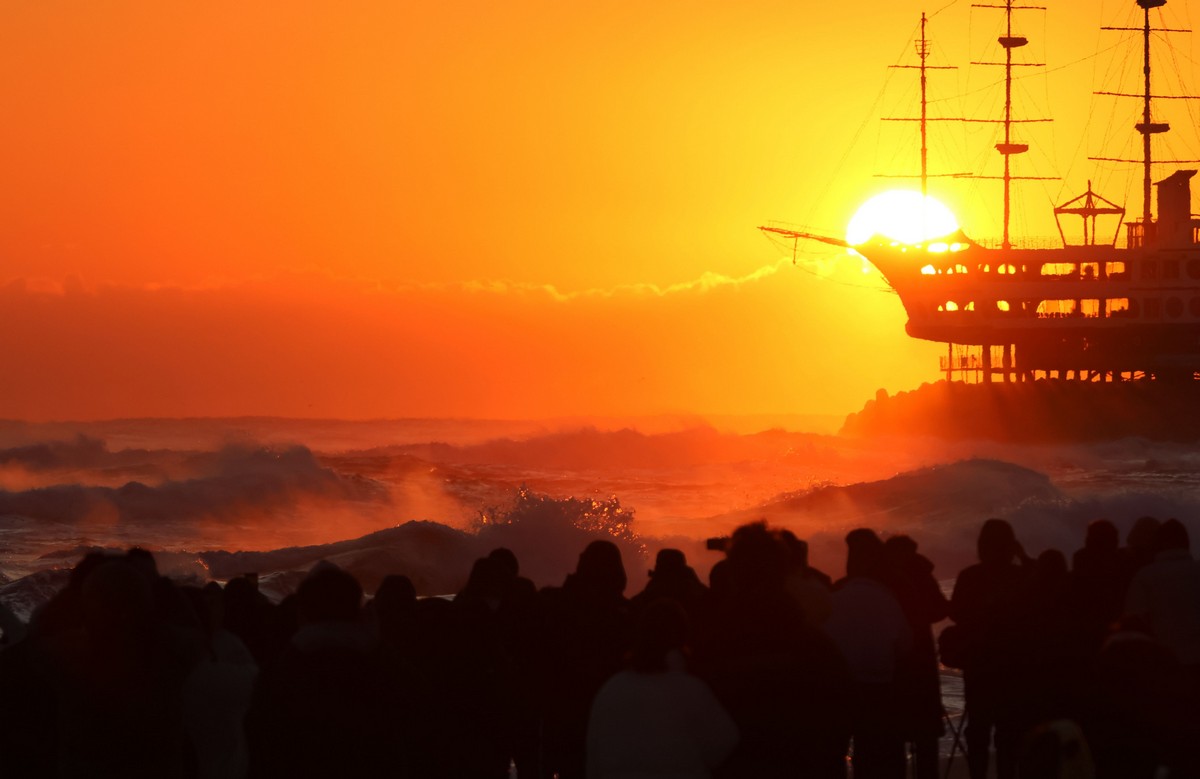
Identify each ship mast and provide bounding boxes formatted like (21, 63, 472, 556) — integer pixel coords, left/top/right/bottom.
(999, 0, 1022, 249)
(1094, 0, 1196, 244)
(760, 14, 964, 261)
(1137, 0, 1165, 227)
(920, 13, 930, 197)
(880, 14, 964, 202)
(972, 0, 1050, 249)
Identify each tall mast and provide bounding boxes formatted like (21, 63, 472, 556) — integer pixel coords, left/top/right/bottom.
(1136, 0, 1169, 228)
(997, 0, 1029, 250)
(1094, 0, 1195, 244)
(919, 12, 930, 198)
(881, 14, 963, 201)
(972, 0, 1049, 249)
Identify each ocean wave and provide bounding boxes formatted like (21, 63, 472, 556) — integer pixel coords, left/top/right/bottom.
(2, 425, 1198, 622)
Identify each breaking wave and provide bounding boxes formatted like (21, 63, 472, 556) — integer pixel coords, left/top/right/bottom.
(1, 420, 1198, 620)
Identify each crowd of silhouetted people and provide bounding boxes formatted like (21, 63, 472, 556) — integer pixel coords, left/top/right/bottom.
(0, 515, 1198, 779)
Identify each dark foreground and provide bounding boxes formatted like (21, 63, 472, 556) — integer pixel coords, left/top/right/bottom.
(0, 516, 1197, 779)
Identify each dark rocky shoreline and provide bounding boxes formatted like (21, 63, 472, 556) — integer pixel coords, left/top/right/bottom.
(843, 380, 1200, 443)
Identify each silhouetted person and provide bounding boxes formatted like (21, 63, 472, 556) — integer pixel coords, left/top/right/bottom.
(222, 574, 275, 667)
(456, 554, 509, 611)
(480, 547, 542, 778)
(1124, 519, 1200, 671)
(26, 550, 112, 639)
(1125, 516, 1162, 572)
(29, 523, 1200, 778)
(884, 534, 948, 779)
(950, 518, 1030, 779)
(180, 582, 258, 779)
(52, 556, 203, 777)
(631, 548, 710, 626)
(1016, 720, 1095, 779)
(126, 546, 160, 579)
(1072, 519, 1134, 654)
(0, 605, 56, 776)
(586, 599, 737, 778)
(780, 530, 832, 626)
(402, 596, 461, 778)
(538, 540, 633, 779)
(369, 573, 418, 654)
(825, 529, 911, 779)
(247, 564, 404, 778)
(1080, 628, 1196, 778)
(2, 549, 205, 772)
(780, 531, 832, 588)
(1012, 549, 1085, 742)
(708, 558, 732, 602)
(431, 556, 521, 778)
(488, 546, 537, 601)
(694, 521, 850, 778)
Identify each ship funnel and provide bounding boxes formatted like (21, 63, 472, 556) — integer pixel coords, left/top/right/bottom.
(1155, 169, 1197, 247)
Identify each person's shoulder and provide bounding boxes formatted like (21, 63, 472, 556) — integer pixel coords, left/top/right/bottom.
(1134, 550, 1195, 579)
(833, 575, 896, 599)
(596, 668, 639, 690)
(957, 561, 1017, 587)
(665, 669, 725, 706)
(808, 567, 833, 588)
(956, 562, 986, 578)
(592, 668, 665, 710)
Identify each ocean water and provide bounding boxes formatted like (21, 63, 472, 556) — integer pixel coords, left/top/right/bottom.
(0, 417, 1198, 622)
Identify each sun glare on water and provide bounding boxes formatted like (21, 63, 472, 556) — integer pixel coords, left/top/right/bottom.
(846, 190, 959, 246)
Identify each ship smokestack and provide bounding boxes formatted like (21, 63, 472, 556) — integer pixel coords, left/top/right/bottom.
(1155, 169, 1197, 247)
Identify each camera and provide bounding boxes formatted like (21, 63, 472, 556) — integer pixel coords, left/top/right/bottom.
(705, 536, 730, 552)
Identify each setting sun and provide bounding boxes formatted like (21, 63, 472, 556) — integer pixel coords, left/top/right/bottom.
(846, 190, 960, 246)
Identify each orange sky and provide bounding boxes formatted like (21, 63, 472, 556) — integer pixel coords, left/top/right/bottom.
(0, 1, 1196, 421)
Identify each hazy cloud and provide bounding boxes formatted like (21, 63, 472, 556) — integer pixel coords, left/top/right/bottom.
(0, 262, 939, 420)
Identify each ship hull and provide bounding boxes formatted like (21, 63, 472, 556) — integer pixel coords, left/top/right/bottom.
(856, 233, 1200, 376)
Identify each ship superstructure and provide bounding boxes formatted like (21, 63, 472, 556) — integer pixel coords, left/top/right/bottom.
(768, 0, 1200, 383)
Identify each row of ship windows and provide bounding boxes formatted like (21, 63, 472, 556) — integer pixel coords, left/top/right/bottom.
(1135, 258, 1200, 280)
(935, 297, 1200, 319)
(920, 258, 1200, 280)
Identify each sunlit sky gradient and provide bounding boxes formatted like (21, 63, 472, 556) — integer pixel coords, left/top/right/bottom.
(1, 0, 1197, 420)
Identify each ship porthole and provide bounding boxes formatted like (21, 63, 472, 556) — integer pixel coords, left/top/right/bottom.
(1167, 297, 1184, 318)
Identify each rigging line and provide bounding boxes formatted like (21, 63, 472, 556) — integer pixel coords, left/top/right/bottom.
(929, 0, 961, 21)
(1042, 7, 1058, 194)
(1169, 53, 1200, 134)
(1163, 46, 1200, 69)
(1062, 52, 1101, 201)
(1097, 32, 1137, 169)
(1160, 25, 1200, 150)
(926, 39, 1127, 106)
(802, 28, 918, 229)
(1183, 0, 1200, 135)
(760, 237, 896, 294)
(787, 261, 900, 295)
(1079, 1, 1105, 198)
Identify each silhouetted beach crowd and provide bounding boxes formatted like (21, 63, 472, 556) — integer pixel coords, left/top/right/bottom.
(0, 516, 1198, 778)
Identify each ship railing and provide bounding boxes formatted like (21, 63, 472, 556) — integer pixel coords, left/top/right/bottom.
(972, 236, 1063, 250)
(939, 355, 983, 370)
